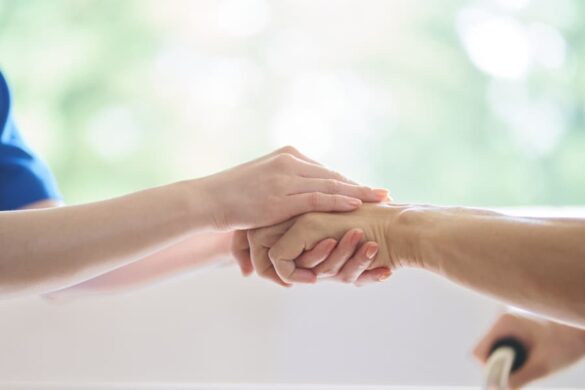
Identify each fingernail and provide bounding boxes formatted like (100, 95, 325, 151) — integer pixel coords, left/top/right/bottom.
(378, 269, 391, 281)
(365, 244, 378, 259)
(373, 189, 389, 200)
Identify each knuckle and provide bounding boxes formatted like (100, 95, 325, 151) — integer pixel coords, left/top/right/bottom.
(308, 192, 323, 209)
(359, 186, 371, 198)
(331, 194, 340, 209)
(272, 153, 294, 169)
(331, 170, 346, 182)
(278, 145, 298, 156)
(327, 179, 340, 193)
(357, 256, 371, 267)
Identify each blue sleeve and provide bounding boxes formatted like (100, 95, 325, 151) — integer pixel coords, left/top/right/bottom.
(0, 71, 62, 211)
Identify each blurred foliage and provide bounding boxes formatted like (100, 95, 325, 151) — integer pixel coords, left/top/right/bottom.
(0, 0, 583, 206)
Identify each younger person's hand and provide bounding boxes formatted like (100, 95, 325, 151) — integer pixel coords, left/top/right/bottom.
(201, 146, 388, 230)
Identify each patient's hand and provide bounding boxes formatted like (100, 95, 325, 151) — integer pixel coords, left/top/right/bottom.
(232, 220, 391, 286)
(239, 203, 405, 285)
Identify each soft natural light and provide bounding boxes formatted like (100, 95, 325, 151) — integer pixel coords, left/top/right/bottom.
(457, 9, 532, 80)
(1, 1, 584, 389)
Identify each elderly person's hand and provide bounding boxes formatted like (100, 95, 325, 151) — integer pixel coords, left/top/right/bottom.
(232, 226, 391, 286)
(474, 313, 585, 389)
(237, 203, 408, 285)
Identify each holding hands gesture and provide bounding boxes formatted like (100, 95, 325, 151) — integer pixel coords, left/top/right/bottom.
(232, 203, 405, 287)
(219, 146, 393, 287)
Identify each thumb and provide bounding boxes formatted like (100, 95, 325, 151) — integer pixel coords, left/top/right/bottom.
(509, 354, 547, 389)
(268, 222, 319, 284)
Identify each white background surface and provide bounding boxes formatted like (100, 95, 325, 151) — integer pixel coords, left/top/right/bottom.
(0, 385, 582, 390)
(0, 209, 584, 387)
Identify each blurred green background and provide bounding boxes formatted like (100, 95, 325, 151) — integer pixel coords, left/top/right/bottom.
(1, 0, 583, 206)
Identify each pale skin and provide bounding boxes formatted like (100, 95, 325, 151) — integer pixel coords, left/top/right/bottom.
(247, 203, 585, 328)
(0, 146, 390, 298)
(474, 313, 585, 389)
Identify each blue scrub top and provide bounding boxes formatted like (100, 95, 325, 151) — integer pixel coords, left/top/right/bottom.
(0, 71, 61, 210)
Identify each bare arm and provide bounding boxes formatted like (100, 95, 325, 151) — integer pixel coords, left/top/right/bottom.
(259, 204, 585, 327)
(418, 206, 585, 328)
(0, 181, 205, 297)
(22, 197, 234, 298)
(47, 231, 233, 298)
(0, 147, 386, 298)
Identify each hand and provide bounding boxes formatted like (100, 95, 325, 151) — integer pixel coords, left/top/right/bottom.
(246, 203, 412, 284)
(201, 146, 388, 231)
(473, 313, 585, 389)
(232, 228, 391, 286)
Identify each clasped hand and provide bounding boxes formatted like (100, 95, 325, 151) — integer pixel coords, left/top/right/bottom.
(224, 146, 405, 287)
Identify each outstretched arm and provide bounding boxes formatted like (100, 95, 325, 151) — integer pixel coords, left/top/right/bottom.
(22, 196, 235, 298)
(45, 231, 233, 298)
(258, 203, 585, 327)
(0, 147, 387, 298)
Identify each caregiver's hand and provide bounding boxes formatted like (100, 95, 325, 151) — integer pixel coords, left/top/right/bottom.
(248, 203, 409, 284)
(474, 313, 585, 389)
(201, 146, 388, 230)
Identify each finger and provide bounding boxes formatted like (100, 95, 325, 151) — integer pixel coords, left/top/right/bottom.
(509, 356, 547, 389)
(355, 267, 392, 286)
(231, 230, 253, 276)
(268, 219, 335, 283)
(336, 241, 379, 284)
(295, 178, 388, 202)
(288, 152, 361, 185)
(248, 230, 290, 287)
(314, 229, 364, 278)
(287, 192, 364, 216)
(289, 157, 359, 184)
(473, 321, 510, 363)
(271, 257, 318, 284)
(473, 338, 495, 364)
(295, 239, 337, 269)
(259, 266, 292, 288)
(267, 224, 321, 284)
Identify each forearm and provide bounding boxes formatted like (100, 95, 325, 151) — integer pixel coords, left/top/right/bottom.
(0, 180, 212, 296)
(406, 206, 585, 327)
(48, 231, 232, 297)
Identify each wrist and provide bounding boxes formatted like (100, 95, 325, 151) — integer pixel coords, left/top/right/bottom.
(178, 178, 221, 232)
(409, 205, 505, 273)
(382, 204, 444, 271)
